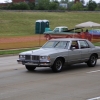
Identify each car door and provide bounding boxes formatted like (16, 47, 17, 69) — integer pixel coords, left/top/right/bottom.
(79, 40, 91, 62)
(68, 41, 82, 64)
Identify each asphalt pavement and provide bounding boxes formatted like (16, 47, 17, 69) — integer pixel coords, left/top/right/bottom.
(0, 56, 100, 100)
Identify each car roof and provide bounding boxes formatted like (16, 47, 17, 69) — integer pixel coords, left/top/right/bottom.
(49, 38, 86, 41)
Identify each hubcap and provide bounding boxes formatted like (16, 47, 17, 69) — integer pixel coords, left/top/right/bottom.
(56, 60, 62, 70)
(91, 56, 96, 65)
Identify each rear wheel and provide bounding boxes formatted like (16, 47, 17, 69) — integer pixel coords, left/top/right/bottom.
(52, 58, 64, 72)
(25, 65, 36, 71)
(87, 54, 97, 67)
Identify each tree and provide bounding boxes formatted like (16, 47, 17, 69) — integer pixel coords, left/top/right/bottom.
(7, 2, 30, 10)
(95, 3, 100, 11)
(49, 1, 59, 10)
(87, 0, 97, 11)
(28, 2, 35, 10)
(66, 1, 74, 10)
(35, 0, 50, 10)
(71, 2, 83, 11)
(80, 0, 85, 5)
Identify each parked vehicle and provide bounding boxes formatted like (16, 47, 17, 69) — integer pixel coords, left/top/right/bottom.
(44, 26, 69, 40)
(44, 26, 92, 41)
(17, 38, 100, 72)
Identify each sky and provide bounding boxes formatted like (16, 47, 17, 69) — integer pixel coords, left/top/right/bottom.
(0, 0, 100, 3)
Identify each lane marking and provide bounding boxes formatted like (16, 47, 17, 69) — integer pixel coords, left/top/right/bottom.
(87, 96, 100, 100)
(87, 70, 100, 73)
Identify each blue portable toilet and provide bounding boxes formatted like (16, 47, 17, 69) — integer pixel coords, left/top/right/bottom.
(35, 20, 42, 34)
(35, 20, 49, 34)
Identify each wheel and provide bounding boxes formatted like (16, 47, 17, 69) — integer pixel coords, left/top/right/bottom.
(52, 58, 64, 72)
(87, 54, 97, 67)
(25, 65, 36, 71)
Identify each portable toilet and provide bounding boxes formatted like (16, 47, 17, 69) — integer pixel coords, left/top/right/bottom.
(35, 20, 42, 34)
(35, 20, 49, 34)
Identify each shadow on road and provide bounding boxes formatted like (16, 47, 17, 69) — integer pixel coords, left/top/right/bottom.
(25, 63, 100, 74)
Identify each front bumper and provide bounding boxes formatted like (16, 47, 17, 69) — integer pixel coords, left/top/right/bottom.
(17, 59, 51, 67)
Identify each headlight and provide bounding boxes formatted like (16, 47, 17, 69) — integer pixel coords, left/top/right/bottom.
(40, 56, 50, 61)
(19, 55, 25, 59)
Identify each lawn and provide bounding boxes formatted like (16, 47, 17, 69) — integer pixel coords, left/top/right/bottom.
(0, 11, 100, 36)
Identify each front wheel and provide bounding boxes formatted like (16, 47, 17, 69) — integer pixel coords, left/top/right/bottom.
(52, 58, 64, 72)
(25, 65, 36, 71)
(87, 54, 97, 67)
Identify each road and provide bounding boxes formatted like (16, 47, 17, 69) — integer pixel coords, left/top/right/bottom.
(0, 56, 100, 100)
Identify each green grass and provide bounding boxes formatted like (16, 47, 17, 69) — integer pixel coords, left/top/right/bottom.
(0, 11, 100, 36)
(0, 48, 36, 55)
(93, 42, 100, 46)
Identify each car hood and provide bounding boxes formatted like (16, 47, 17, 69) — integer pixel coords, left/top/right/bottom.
(20, 48, 67, 56)
(44, 31, 53, 34)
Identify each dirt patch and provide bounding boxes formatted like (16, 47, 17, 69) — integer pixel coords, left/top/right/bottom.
(0, 35, 45, 43)
(0, 35, 47, 50)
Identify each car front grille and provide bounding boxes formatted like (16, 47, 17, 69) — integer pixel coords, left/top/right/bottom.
(32, 56, 39, 60)
(25, 55, 39, 60)
(25, 55, 31, 60)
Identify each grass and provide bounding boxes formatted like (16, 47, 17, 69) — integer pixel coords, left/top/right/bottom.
(0, 11, 100, 55)
(0, 11, 100, 36)
(0, 48, 36, 55)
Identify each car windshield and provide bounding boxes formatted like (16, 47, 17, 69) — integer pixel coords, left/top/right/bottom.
(42, 41, 69, 49)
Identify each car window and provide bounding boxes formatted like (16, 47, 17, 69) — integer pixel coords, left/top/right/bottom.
(70, 41, 79, 49)
(42, 41, 58, 48)
(62, 28, 68, 32)
(54, 28, 59, 32)
(42, 41, 69, 49)
(79, 40, 90, 49)
(54, 41, 69, 49)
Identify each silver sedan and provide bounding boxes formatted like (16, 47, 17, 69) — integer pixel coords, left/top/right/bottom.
(17, 38, 100, 72)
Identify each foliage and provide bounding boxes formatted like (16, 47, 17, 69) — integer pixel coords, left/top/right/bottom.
(71, 2, 83, 11)
(86, 0, 97, 11)
(49, 1, 59, 10)
(8, 2, 30, 10)
(28, 2, 35, 10)
(35, 0, 59, 10)
(0, 0, 100, 11)
(95, 3, 100, 11)
(35, 0, 50, 10)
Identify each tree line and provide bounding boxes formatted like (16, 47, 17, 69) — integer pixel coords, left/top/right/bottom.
(0, 0, 100, 11)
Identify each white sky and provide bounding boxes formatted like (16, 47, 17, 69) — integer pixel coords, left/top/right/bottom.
(0, 0, 100, 3)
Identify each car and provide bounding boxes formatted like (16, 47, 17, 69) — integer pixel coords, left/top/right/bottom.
(17, 38, 100, 72)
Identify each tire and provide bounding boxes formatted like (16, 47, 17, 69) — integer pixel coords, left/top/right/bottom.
(52, 58, 64, 72)
(87, 54, 97, 67)
(25, 65, 36, 71)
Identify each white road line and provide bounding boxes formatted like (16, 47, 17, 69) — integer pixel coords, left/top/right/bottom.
(87, 96, 100, 100)
(87, 70, 100, 73)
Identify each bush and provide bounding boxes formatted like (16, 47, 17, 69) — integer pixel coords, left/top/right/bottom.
(8, 2, 30, 10)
